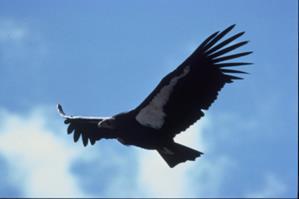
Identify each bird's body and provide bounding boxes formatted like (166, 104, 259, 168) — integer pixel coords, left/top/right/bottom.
(58, 25, 251, 168)
(103, 111, 172, 149)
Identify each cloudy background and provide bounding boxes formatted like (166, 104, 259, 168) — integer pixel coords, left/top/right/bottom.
(0, 0, 297, 198)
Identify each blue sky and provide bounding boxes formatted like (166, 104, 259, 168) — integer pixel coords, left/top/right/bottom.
(0, 0, 297, 197)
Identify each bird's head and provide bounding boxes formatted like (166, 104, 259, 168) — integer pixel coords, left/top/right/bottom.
(97, 118, 116, 129)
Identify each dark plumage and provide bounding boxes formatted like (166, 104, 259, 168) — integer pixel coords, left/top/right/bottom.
(58, 25, 252, 168)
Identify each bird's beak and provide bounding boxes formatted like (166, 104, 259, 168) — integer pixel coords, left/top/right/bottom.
(97, 120, 106, 128)
(98, 120, 114, 129)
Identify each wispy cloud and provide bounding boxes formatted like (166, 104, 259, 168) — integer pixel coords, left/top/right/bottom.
(136, 118, 236, 198)
(0, 18, 48, 65)
(0, 106, 237, 198)
(0, 18, 50, 109)
(0, 107, 87, 197)
(245, 173, 287, 198)
(1, 106, 290, 198)
(0, 19, 28, 43)
(136, 123, 203, 197)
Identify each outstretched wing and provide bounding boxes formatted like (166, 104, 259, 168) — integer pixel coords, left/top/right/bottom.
(134, 24, 252, 136)
(57, 104, 117, 146)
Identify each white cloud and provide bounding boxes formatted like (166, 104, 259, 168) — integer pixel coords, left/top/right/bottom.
(136, 117, 236, 198)
(0, 18, 48, 71)
(0, 107, 238, 198)
(245, 173, 287, 198)
(0, 108, 87, 197)
(136, 122, 205, 197)
(137, 149, 196, 197)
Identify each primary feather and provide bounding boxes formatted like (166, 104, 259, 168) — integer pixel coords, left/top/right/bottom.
(135, 24, 251, 135)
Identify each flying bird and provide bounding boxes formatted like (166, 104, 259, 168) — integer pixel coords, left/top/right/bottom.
(58, 24, 251, 168)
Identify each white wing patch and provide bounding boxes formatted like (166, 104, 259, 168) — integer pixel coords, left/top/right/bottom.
(136, 66, 190, 129)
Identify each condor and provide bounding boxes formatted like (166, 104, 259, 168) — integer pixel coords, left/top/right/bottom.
(58, 25, 252, 168)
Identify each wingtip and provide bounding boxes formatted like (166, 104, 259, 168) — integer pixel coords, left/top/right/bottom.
(83, 142, 88, 147)
(221, 69, 249, 74)
(90, 138, 96, 145)
(57, 103, 65, 116)
(233, 31, 246, 38)
(222, 24, 236, 36)
(242, 40, 250, 45)
(227, 24, 236, 31)
(239, 31, 245, 36)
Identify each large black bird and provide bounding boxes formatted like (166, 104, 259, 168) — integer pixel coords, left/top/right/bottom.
(58, 25, 251, 168)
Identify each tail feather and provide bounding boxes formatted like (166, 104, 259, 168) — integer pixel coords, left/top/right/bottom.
(158, 142, 203, 168)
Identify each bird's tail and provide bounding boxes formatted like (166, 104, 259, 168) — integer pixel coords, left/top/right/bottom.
(157, 142, 203, 168)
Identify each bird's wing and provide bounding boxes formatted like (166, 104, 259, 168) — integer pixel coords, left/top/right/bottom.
(134, 24, 251, 136)
(57, 104, 117, 146)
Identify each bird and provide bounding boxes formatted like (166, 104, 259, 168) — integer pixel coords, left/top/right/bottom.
(57, 24, 252, 168)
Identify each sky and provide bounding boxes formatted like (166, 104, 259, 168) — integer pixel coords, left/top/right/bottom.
(0, 0, 297, 198)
